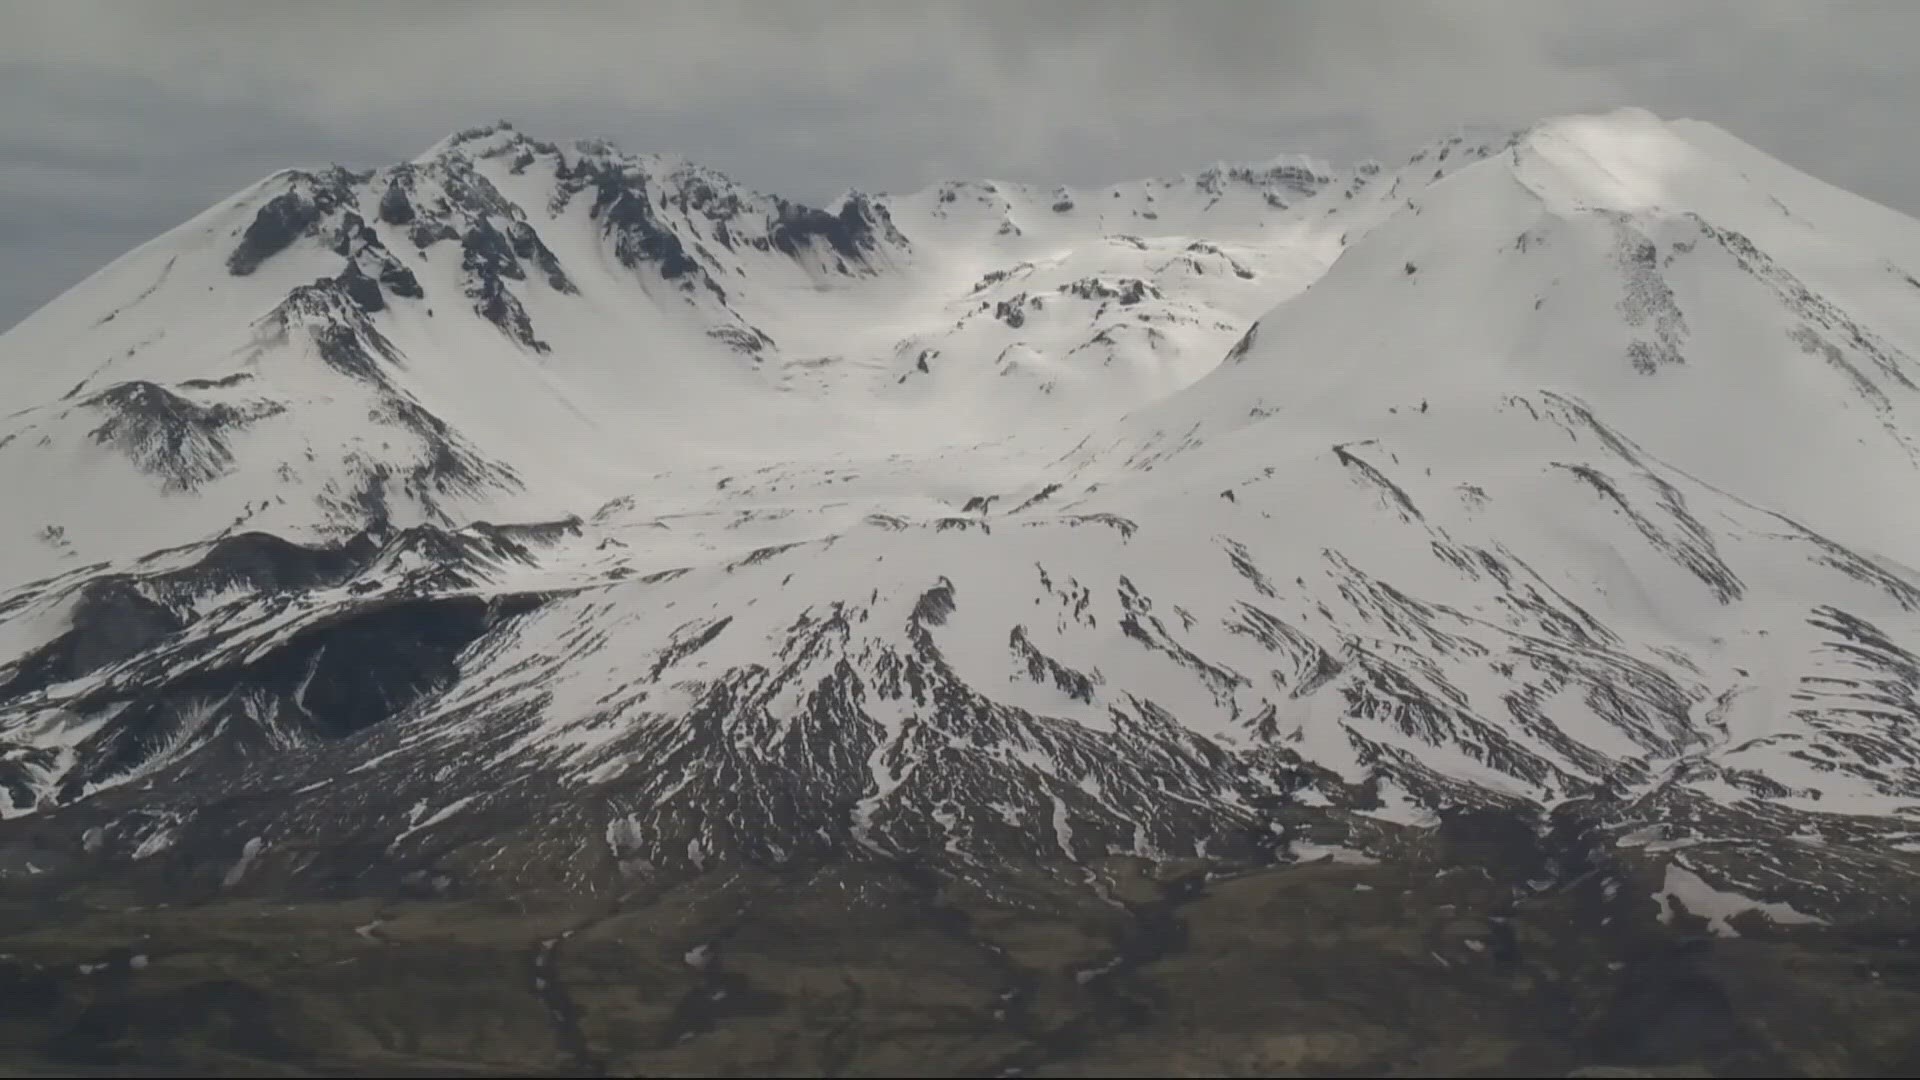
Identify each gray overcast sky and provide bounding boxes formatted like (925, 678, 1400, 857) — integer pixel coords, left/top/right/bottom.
(3, 0, 1917, 330)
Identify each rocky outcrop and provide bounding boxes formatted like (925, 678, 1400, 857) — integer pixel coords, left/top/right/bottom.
(83, 381, 287, 493)
(765, 193, 908, 271)
(226, 168, 365, 276)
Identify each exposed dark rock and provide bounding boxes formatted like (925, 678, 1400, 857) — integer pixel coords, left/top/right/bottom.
(378, 261, 424, 300)
(1557, 462, 1742, 604)
(426, 156, 522, 221)
(377, 180, 414, 226)
(1008, 625, 1098, 701)
(49, 592, 548, 799)
(409, 220, 460, 249)
(1226, 322, 1259, 362)
(371, 395, 524, 503)
(970, 263, 1035, 294)
(0, 581, 183, 701)
(83, 381, 286, 494)
(0, 535, 382, 706)
(506, 221, 575, 293)
(1196, 162, 1331, 201)
(470, 276, 548, 353)
(461, 219, 526, 283)
(177, 372, 254, 391)
(333, 262, 385, 313)
(450, 217, 565, 349)
(187, 530, 378, 593)
(767, 193, 904, 269)
(1011, 482, 1064, 513)
(227, 169, 362, 276)
(326, 212, 378, 257)
(993, 295, 1031, 328)
(568, 161, 702, 281)
(1609, 215, 1689, 374)
(442, 120, 517, 149)
(707, 325, 776, 357)
(1063, 278, 1160, 306)
(227, 194, 320, 277)
(272, 279, 403, 385)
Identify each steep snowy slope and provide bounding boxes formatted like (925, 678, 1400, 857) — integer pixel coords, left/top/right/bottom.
(0, 123, 1381, 591)
(1118, 109, 1920, 560)
(2, 110, 1918, 922)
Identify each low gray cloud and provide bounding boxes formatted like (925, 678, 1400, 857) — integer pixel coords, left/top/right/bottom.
(3, 0, 1917, 328)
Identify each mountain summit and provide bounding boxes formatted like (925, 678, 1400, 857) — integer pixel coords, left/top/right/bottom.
(2, 109, 1918, 942)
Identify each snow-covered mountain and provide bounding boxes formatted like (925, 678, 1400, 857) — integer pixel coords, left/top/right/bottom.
(3, 108, 1919, 922)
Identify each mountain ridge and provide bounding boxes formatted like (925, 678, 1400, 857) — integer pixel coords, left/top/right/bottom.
(0, 107, 1917, 943)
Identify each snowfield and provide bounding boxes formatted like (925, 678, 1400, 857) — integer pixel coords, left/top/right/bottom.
(2, 108, 1918, 916)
